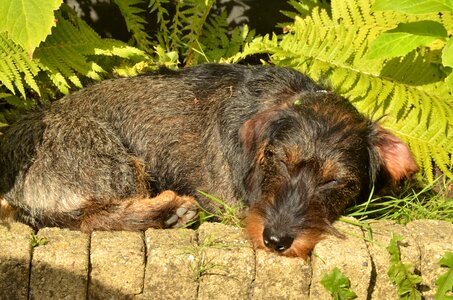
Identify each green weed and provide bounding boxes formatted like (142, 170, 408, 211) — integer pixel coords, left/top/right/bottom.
(387, 234, 422, 300)
(30, 232, 48, 248)
(197, 190, 245, 228)
(184, 235, 227, 281)
(435, 251, 453, 300)
(321, 267, 357, 300)
(347, 179, 453, 224)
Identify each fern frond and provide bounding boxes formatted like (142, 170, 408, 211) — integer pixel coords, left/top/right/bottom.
(167, 0, 184, 51)
(151, 0, 216, 64)
(0, 32, 40, 97)
(198, 11, 255, 63)
(181, 0, 216, 65)
(149, 0, 171, 36)
(113, 0, 153, 53)
(149, 0, 177, 52)
(232, 0, 453, 181)
(281, 0, 331, 19)
(33, 4, 148, 94)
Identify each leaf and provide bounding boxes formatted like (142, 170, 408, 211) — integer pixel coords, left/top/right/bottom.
(435, 252, 453, 300)
(443, 39, 453, 67)
(321, 267, 358, 300)
(393, 21, 448, 38)
(0, 0, 63, 56)
(34, 4, 148, 94)
(199, 11, 255, 63)
(387, 234, 423, 300)
(30, 232, 48, 248)
(442, 38, 453, 93)
(372, 0, 453, 14)
(0, 32, 41, 97)
(368, 21, 447, 60)
(282, 0, 331, 19)
(368, 33, 437, 59)
(113, 0, 153, 52)
(446, 73, 453, 93)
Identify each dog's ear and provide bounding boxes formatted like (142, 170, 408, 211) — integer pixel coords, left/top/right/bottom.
(239, 101, 296, 152)
(239, 108, 284, 153)
(369, 124, 419, 182)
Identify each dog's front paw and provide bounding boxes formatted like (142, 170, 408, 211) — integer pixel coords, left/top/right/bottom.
(162, 193, 199, 228)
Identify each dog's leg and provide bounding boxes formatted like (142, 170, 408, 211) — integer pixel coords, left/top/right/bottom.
(79, 190, 199, 232)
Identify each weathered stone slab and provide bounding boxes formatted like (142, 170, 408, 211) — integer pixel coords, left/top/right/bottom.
(89, 231, 145, 299)
(0, 222, 33, 300)
(252, 250, 311, 299)
(407, 219, 453, 299)
(142, 228, 198, 300)
(310, 218, 372, 300)
(29, 227, 89, 300)
(197, 222, 255, 300)
(366, 220, 420, 300)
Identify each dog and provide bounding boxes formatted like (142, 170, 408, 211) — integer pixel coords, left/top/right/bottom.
(0, 64, 418, 258)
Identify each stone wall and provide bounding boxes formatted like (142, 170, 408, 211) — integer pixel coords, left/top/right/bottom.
(1, 219, 452, 299)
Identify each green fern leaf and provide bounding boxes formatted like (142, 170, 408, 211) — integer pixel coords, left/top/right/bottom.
(198, 11, 255, 63)
(180, 0, 216, 65)
(113, 0, 153, 53)
(282, 0, 331, 19)
(0, 32, 40, 97)
(149, 0, 171, 34)
(33, 4, 147, 94)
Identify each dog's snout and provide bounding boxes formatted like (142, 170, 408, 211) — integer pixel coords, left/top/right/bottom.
(263, 228, 294, 252)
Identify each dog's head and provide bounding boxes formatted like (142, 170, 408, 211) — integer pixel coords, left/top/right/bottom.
(239, 92, 418, 259)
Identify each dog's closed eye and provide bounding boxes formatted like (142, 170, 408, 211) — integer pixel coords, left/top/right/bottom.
(318, 179, 339, 189)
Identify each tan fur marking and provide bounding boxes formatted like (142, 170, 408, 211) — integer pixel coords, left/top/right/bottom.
(0, 198, 17, 220)
(244, 208, 266, 250)
(282, 230, 325, 259)
(129, 157, 149, 197)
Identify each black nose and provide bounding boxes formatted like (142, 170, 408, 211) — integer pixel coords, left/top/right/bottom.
(263, 228, 294, 252)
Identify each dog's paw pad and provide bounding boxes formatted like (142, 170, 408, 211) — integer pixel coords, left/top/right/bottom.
(164, 196, 199, 228)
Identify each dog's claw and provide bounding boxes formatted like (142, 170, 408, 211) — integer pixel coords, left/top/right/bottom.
(176, 207, 188, 217)
(165, 214, 179, 226)
(184, 210, 197, 221)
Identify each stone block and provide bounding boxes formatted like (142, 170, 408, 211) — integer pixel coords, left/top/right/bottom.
(29, 227, 89, 300)
(197, 223, 255, 300)
(0, 222, 33, 300)
(142, 228, 198, 300)
(310, 218, 372, 300)
(89, 231, 145, 299)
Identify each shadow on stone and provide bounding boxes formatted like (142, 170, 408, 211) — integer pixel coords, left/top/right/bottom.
(0, 258, 132, 300)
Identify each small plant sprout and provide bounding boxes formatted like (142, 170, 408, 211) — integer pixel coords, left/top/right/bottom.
(387, 234, 422, 300)
(30, 232, 48, 248)
(435, 251, 453, 300)
(321, 267, 357, 300)
(197, 190, 245, 227)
